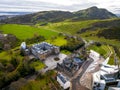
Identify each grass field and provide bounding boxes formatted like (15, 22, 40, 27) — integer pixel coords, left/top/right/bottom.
(43, 19, 115, 34)
(46, 36, 67, 46)
(0, 52, 11, 60)
(44, 20, 98, 34)
(61, 50, 71, 55)
(30, 61, 45, 71)
(82, 36, 120, 48)
(87, 44, 116, 65)
(87, 45, 110, 58)
(108, 54, 114, 65)
(42, 19, 120, 48)
(0, 24, 58, 40)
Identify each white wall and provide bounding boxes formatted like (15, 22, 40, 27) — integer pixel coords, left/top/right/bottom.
(89, 50, 100, 61)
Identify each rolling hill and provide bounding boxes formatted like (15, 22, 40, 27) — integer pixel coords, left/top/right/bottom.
(0, 6, 117, 24)
(42, 18, 120, 47)
(0, 6, 119, 47)
(73, 6, 117, 20)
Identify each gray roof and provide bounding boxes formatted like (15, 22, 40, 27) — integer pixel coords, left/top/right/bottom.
(58, 74, 67, 84)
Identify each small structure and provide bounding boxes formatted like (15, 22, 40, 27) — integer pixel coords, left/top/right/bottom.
(0, 34, 8, 39)
(31, 42, 60, 60)
(20, 42, 30, 55)
(89, 50, 100, 61)
(57, 73, 70, 89)
(20, 42, 27, 50)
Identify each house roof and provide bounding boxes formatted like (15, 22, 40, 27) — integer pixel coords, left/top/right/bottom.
(73, 57, 82, 64)
(57, 74, 67, 84)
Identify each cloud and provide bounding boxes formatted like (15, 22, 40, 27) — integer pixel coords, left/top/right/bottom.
(0, 0, 119, 14)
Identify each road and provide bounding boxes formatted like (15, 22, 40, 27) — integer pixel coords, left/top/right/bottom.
(71, 60, 93, 90)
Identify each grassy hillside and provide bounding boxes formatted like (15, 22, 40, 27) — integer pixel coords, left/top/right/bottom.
(73, 6, 117, 20)
(0, 7, 117, 24)
(44, 20, 98, 34)
(20, 71, 61, 90)
(87, 45, 109, 57)
(43, 19, 120, 47)
(0, 24, 58, 40)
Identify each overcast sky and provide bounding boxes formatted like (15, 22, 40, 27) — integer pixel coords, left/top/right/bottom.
(0, 0, 120, 14)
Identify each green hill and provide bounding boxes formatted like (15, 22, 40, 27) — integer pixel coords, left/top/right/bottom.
(0, 7, 117, 24)
(42, 18, 120, 47)
(73, 6, 117, 21)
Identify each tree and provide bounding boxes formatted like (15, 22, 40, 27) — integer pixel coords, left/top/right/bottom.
(9, 78, 27, 90)
(6, 64, 15, 72)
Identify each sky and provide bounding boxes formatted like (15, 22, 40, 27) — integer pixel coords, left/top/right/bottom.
(0, 0, 120, 14)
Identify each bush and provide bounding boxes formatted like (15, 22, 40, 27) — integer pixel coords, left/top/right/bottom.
(26, 35, 45, 44)
(54, 57, 60, 61)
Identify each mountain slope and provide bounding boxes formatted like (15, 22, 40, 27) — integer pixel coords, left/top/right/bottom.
(41, 18, 120, 47)
(73, 6, 117, 20)
(0, 7, 117, 24)
(43, 18, 120, 40)
(0, 11, 74, 24)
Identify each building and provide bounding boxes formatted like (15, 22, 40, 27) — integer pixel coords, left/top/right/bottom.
(0, 34, 7, 39)
(89, 50, 100, 61)
(89, 50, 120, 90)
(57, 57, 83, 77)
(20, 42, 27, 50)
(20, 42, 30, 55)
(108, 81, 120, 90)
(92, 64, 119, 90)
(93, 71, 106, 90)
(31, 42, 60, 60)
(57, 73, 70, 89)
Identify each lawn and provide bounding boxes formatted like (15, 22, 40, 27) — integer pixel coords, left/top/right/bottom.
(87, 45, 110, 58)
(61, 50, 71, 55)
(87, 44, 116, 65)
(82, 36, 120, 48)
(30, 61, 45, 71)
(46, 37, 67, 46)
(0, 24, 58, 40)
(0, 51, 11, 61)
(108, 54, 115, 65)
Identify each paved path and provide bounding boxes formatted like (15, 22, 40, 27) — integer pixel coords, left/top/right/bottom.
(71, 60, 93, 90)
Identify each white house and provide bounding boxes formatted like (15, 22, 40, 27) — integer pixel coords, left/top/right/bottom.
(89, 50, 100, 61)
(57, 73, 70, 89)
